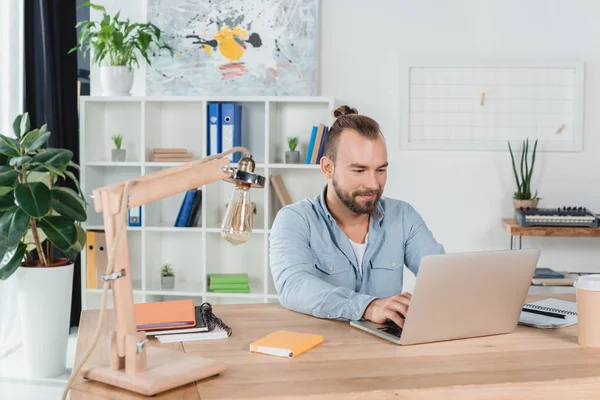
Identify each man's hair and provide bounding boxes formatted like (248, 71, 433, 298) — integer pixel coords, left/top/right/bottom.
(323, 105, 382, 164)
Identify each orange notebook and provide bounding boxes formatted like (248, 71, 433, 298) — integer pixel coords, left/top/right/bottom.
(249, 330, 323, 358)
(134, 299, 196, 331)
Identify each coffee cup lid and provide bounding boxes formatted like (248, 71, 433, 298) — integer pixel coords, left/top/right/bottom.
(574, 275, 600, 291)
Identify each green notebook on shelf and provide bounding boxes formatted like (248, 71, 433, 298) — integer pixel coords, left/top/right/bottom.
(209, 283, 250, 291)
(211, 288, 251, 293)
(209, 273, 249, 285)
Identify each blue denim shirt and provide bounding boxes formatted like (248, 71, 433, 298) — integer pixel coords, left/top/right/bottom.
(269, 187, 445, 321)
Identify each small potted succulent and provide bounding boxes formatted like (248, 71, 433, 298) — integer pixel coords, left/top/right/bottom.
(111, 134, 125, 162)
(285, 136, 300, 164)
(508, 138, 541, 209)
(160, 263, 175, 289)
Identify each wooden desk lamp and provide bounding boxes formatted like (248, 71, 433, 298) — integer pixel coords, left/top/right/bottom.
(63, 147, 264, 398)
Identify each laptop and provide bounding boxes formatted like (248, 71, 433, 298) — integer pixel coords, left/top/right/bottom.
(350, 249, 541, 345)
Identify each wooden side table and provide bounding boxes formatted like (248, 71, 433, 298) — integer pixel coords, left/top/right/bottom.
(501, 218, 600, 249)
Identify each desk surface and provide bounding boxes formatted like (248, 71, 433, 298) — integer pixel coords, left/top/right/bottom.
(71, 294, 600, 400)
(502, 218, 600, 237)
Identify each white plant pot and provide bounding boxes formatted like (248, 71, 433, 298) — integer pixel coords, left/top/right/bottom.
(16, 263, 74, 378)
(100, 66, 134, 96)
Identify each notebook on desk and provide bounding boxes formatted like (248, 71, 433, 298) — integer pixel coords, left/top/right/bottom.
(519, 298, 578, 329)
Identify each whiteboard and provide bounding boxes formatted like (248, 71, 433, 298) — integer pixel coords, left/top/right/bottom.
(400, 61, 584, 151)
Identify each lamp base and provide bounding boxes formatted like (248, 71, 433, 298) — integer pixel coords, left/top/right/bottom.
(81, 346, 227, 396)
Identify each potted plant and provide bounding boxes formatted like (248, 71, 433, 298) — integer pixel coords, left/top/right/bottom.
(69, 1, 172, 96)
(111, 134, 125, 161)
(161, 263, 175, 289)
(508, 138, 540, 209)
(285, 136, 300, 164)
(0, 113, 87, 378)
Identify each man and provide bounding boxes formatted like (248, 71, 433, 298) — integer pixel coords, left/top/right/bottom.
(269, 105, 444, 328)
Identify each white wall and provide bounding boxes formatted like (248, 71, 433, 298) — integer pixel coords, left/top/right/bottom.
(91, 0, 600, 273)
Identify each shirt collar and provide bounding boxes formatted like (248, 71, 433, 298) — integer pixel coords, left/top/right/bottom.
(319, 185, 385, 225)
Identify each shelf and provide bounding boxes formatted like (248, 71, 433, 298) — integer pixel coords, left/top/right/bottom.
(267, 163, 321, 169)
(145, 280, 203, 296)
(86, 279, 143, 294)
(80, 95, 334, 310)
(86, 161, 143, 167)
(85, 225, 142, 231)
(145, 226, 204, 233)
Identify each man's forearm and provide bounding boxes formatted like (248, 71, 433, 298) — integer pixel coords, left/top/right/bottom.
(275, 266, 376, 321)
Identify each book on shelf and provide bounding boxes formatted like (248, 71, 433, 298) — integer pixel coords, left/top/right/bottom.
(174, 189, 202, 227)
(270, 175, 293, 207)
(305, 123, 329, 164)
(151, 147, 194, 162)
(208, 273, 250, 293)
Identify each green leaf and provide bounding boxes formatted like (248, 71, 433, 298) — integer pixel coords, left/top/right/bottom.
(38, 216, 76, 253)
(31, 148, 73, 169)
(23, 227, 46, 253)
(23, 129, 51, 154)
(72, 224, 86, 253)
(20, 112, 30, 138)
(0, 242, 26, 280)
(0, 135, 21, 157)
(79, 1, 106, 12)
(0, 191, 15, 211)
(67, 161, 80, 171)
(14, 182, 52, 218)
(29, 162, 65, 179)
(12, 115, 23, 139)
(0, 207, 30, 254)
(0, 187, 14, 196)
(51, 187, 87, 221)
(26, 171, 58, 186)
(0, 167, 19, 186)
(9, 156, 32, 168)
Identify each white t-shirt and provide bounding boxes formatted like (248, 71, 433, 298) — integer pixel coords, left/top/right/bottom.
(348, 234, 368, 276)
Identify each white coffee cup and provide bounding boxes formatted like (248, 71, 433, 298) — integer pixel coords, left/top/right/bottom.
(574, 275, 600, 347)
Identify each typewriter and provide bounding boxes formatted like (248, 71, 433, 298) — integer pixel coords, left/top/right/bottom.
(515, 206, 600, 228)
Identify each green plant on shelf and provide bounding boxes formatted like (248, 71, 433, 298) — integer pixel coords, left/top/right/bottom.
(111, 134, 123, 149)
(160, 263, 174, 277)
(287, 136, 299, 152)
(508, 138, 540, 201)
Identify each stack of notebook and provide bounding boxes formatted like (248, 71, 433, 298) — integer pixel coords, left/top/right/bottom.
(531, 268, 576, 286)
(151, 148, 194, 162)
(134, 299, 231, 342)
(208, 273, 250, 293)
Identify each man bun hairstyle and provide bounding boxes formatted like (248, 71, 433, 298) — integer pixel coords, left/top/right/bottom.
(324, 105, 381, 164)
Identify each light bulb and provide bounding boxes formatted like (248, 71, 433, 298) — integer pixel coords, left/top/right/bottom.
(221, 184, 254, 246)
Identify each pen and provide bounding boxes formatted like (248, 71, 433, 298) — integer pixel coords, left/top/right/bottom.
(522, 308, 565, 319)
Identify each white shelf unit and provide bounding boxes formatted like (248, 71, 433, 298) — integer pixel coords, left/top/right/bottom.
(80, 96, 334, 310)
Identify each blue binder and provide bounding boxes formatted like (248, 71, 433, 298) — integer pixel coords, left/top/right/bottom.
(221, 103, 242, 162)
(128, 206, 142, 227)
(207, 103, 222, 156)
(174, 190, 196, 227)
(305, 126, 317, 164)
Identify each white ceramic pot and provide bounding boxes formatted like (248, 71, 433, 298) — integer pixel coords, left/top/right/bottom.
(16, 262, 74, 378)
(100, 66, 134, 96)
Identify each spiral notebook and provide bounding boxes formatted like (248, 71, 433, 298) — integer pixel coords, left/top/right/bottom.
(519, 298, 578, 329)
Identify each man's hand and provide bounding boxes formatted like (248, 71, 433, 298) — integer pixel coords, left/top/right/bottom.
(363, 293, 412, 328)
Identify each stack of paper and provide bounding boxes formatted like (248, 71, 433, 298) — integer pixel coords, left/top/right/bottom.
(208, 273, 250, 293)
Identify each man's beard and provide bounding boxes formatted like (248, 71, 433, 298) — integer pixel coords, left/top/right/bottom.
(332, 178, 382, 215)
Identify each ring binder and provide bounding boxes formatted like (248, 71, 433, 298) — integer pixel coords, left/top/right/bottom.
(200, 303, 232, 337)
(522, 303, 577, 316)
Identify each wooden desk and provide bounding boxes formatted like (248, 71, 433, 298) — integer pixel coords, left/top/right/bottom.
(502, 218, 600, 249)
(71, 294, 600, 400)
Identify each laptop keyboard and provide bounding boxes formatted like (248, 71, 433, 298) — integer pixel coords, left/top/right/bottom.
(377, 320, 403, 338)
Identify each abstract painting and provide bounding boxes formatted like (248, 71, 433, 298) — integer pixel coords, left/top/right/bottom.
(146, 0, 319, 96)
